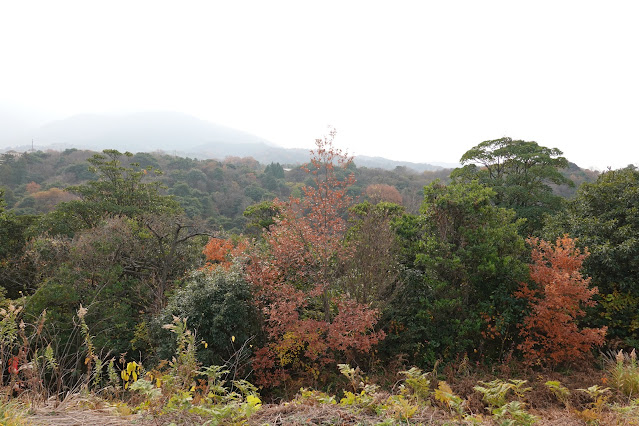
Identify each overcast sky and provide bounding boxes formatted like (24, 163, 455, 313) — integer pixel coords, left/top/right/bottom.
(1, 1, 638, 169)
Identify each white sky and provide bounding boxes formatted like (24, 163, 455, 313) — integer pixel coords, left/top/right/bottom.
(1, 0, 638, 169)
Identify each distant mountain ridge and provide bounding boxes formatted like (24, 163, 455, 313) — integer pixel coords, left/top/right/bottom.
(34, 111, 275, 152)
(1, 111, 445, 171)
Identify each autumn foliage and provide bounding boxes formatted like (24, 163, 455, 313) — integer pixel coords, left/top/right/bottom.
(31, 187, 78, 212)
(244, 131, 384, 388)
(516, 236, 606, 366)
(364, 183, 403, 205)
(202, 237, 246, 270)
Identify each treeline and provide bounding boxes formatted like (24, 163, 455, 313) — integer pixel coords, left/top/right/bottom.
(1, 135, 630, 401)
(0, 146, 597, 228)
(0, 148, 454, 228)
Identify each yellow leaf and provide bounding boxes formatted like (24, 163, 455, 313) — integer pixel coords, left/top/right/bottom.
(231, 335, 236, 343)
(246, 394, 262, 408)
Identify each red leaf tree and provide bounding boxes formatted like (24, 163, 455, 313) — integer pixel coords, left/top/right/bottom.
(245, 130, 384, 388)
(202, 237, 246, 270)
(516, 236, 606, 366)
(364, 183, 403, 205)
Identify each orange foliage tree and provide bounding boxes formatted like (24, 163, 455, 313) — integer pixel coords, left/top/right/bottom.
(244, 130, 384, 388)
(25, 181, 42, 194)
(202, 237, 246, 270)
(31, 187, 77, 212)
(516, 236, 606, 366)
(364, 183, 403, 205)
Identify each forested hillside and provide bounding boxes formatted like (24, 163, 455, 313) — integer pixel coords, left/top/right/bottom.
(0, 147, 452, 228)
(0, 145, 596, 227)
(5, 136, 639, 425)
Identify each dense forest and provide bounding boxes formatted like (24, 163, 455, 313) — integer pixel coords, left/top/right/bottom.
(3, 135, 639, 424)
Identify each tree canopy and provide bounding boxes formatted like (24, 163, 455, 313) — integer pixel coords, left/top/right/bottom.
(382, 180, 528, 366)
(452, 137, 572, 234)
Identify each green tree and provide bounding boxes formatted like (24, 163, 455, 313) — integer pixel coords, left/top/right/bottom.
(383, 181, 528, 366)
(243, 201, 283, 234)
(25, 214, 209, 363)
(544, 166, 639, 346)
(67, 150, 181, 220)
(33, 150, 182, 237)
(23, 150, 209, 363)
(0, 189, 39, 298)
(452, 137, 572, 234)
(264, 162, 285, 179)
(24, 234, 139, 358)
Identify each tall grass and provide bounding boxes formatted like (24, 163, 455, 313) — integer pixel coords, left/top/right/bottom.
(608, 349, 639, 398)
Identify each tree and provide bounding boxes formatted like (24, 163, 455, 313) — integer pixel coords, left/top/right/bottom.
(138, 214, 211, 312)
(544, 166, 639, 346)
(243, 131, 384, 388)
(0, 189, 38, 298)
(342, 201, 404, 306)
(242, 201, 283, 234)
(516, 236, 606, 366)
(264, 162, 285, 179)
(61, 149, 181, 231)
(24, 212, 209, 364)
(382, 180, 528, 366)
(364, 183, 403, 205)
(25, 181, 41, 194)
(21, 150, 211, 365)
(452, 137, 572, 234)
(30, 187, 77, 213)
(24, 233, 140, 356)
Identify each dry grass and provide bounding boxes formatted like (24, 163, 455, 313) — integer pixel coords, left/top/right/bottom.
(10, 362, 639, 425)
(26, 395, 145, 426)
(250, 401, 449, 425)
(16, 395, 638, 425)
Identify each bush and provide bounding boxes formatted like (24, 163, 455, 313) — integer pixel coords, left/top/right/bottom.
(152, 267, 260, 368)
(516, 236, 606, 367)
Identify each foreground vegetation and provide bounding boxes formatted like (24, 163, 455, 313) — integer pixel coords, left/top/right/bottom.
(1, 132, 638, 423)
(1, 315, 639, 425)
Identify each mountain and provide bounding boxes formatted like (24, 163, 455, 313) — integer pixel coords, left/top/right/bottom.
(31, 111, 273, 153)
(1, 111, 444, 171)
(0, 104, 47, 146)
(354, 156, 453, 172)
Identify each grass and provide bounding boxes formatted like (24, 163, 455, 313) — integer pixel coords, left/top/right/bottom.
(3, 305, 639, 425)
(2, 361, 639, 425)
(0, 400, 29, 426)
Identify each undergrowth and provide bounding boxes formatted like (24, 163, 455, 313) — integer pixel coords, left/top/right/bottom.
(2, 303, 639, 425)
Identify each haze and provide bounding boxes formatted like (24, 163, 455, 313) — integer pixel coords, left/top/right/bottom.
(1, 1, 638, 170)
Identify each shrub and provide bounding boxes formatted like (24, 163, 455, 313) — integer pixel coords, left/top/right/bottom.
(516, 236, 606, 367)
(152, 267, 260, 368)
